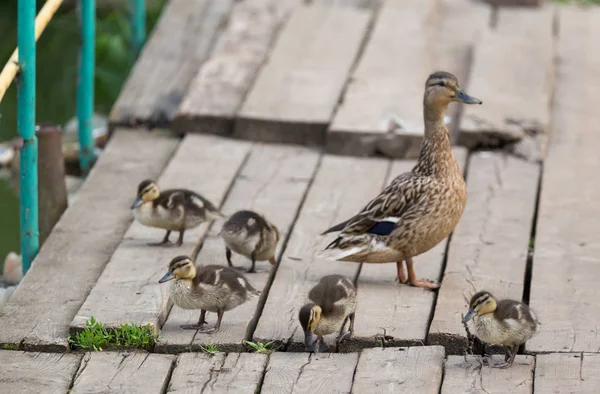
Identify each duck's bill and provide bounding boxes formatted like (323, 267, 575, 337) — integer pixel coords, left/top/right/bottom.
(158, 270, 175, 283)
(455, 89, 482, 105)
(304, 331, 315, 351)
(462, 308, 476, 323)
(130, 196, 143, 209)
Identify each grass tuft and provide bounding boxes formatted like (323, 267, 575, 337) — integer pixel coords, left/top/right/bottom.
(199, 342, 221, 355)
(68, 316, 157, 351)
(244, 340, 277, 355)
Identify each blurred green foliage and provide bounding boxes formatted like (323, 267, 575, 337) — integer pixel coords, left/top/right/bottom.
(0, 0, 165, 266)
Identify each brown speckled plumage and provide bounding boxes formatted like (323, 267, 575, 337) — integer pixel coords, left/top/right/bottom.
(319, 71, 482, 289)
(158, 256, 260, 333)
(464, 291, 540, 368)
(220, 210, 280, 273)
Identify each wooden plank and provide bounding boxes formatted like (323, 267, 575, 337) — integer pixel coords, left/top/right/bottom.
(0, 130, 179, 352)
(71, 352, 174, 394)
(261, 352, 358, 393)
(0, 351, 82, 393)
(253, 155, 389, 349)
(527, 7, 600, 353)
(71, 135, 251, 333)
(457, 6, 554, 161)
(347, 148, 467, 349)
(432, 0, 492, 138)
(327, 0, 436, 158)
(156, 144, 320, 352)
(442, 355, 534, 394)
(110, 0, 234, 127)
(428, 151, 540, 354)
(235, 5, 372, 146)
(172, 0, 302, 136)
(311, 0, 380, 8)
(168, 352, 268, 393)
(352, 346, 445, 393)
(535, 353, 600, 393)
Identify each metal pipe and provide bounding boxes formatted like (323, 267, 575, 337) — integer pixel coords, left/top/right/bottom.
(77, 0, 96, 175)
(18, 0, 39, 274)
(131, 0, 147, 56)
(0, 0, 65, 104)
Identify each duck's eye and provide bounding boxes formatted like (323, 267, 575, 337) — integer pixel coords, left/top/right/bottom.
(435, 81, 446, 87)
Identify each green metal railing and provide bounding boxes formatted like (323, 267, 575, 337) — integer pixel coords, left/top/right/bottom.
(0, 0, 147, 274)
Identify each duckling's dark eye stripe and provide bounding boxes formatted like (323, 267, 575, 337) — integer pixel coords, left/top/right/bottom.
(474, 295, 489, 306)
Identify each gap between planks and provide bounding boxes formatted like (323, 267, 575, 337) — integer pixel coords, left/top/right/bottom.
(0, 130, 179, 352)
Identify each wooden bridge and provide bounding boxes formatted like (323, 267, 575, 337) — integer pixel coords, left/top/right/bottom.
(1, 0, 599, 392)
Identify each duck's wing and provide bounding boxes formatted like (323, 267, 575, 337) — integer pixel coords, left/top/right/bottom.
(308, 275, 355, 314)
(322, 172, 430, 239)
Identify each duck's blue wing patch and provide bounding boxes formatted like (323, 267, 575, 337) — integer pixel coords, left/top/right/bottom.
(367, 221, 396, 236)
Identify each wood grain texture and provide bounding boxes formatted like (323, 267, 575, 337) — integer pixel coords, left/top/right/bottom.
(527, 7, 600, 353)
(352, 346, 445, 393)
(168, 352, 268, 393)
(535, 353, 600, 394)
(157, 144, 320, 352)
(71, 352, 174, 394)
(173, 0, 302, 136)
(253, 155, 389, 349)
(312, 0, 380, 8)
(428, 152, 540, 354)
(0, 351, 82, 393)
(262, 352, 358, 394)
(110, 0, 234, 127)
(348, 148, 467, 349)
(71, 135, 251, 333)
(235, 5, 372, 146)
(442, 355, 534, 394)
(458, 6, 555, 159)
(0, 130, 179, 351)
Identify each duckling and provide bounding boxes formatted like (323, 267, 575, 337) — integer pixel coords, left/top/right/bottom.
(318, 71, 482, 289)
(298, 275, 357, 353)
(219, 210, 280, 273)
(0, 252, 23, 313)
(158, 255, 260, 333)
(131, 180, 223, 246)
(463, 290, 540, 368)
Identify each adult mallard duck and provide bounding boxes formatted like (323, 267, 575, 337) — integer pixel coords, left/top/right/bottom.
(158, 255, 260, 333)
(131, 180, 223, 246)
(318, 71, 481, 289)
(219, 210, 280, 273)
(463, 290, 540, 368)
(298, 274, 357, 353)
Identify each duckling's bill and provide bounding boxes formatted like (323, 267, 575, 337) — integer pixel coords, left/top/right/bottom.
(158, 269, 175, 283)
(454, 89, 482, 105)
(130, 196, 143, 209)
(462, 308, 476, 323)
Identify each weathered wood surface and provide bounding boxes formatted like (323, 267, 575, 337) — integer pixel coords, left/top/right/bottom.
(110, 0, 234, 127)
(172, 0, 302, 136)
(157, 144, 320, 352)
(442, 355, 534, 394)
(527, 7, 600, 353)
(168, 353, 268, 393)
(253, 155, 389, 349)
(458, 6, 555, 161)
(71, 135, 251, 333)
(71, 352, 174, 394)
(235, 5, 372, 146)
(535, 353, 600, 394)
(347, 148, 467, 349)
(0, 131, 178, 351)
(327, 0, 436, 158)
(432, 0, 491, 138)
(311, 0, 380, 8)
(262, 352, 359, 394)
(0, 351, 82, 393)
(429, 152, 540, 354)
(352, 346, 445, 393)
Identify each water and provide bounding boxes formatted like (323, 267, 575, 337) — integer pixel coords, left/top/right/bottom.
(0, 1, 166, 265)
